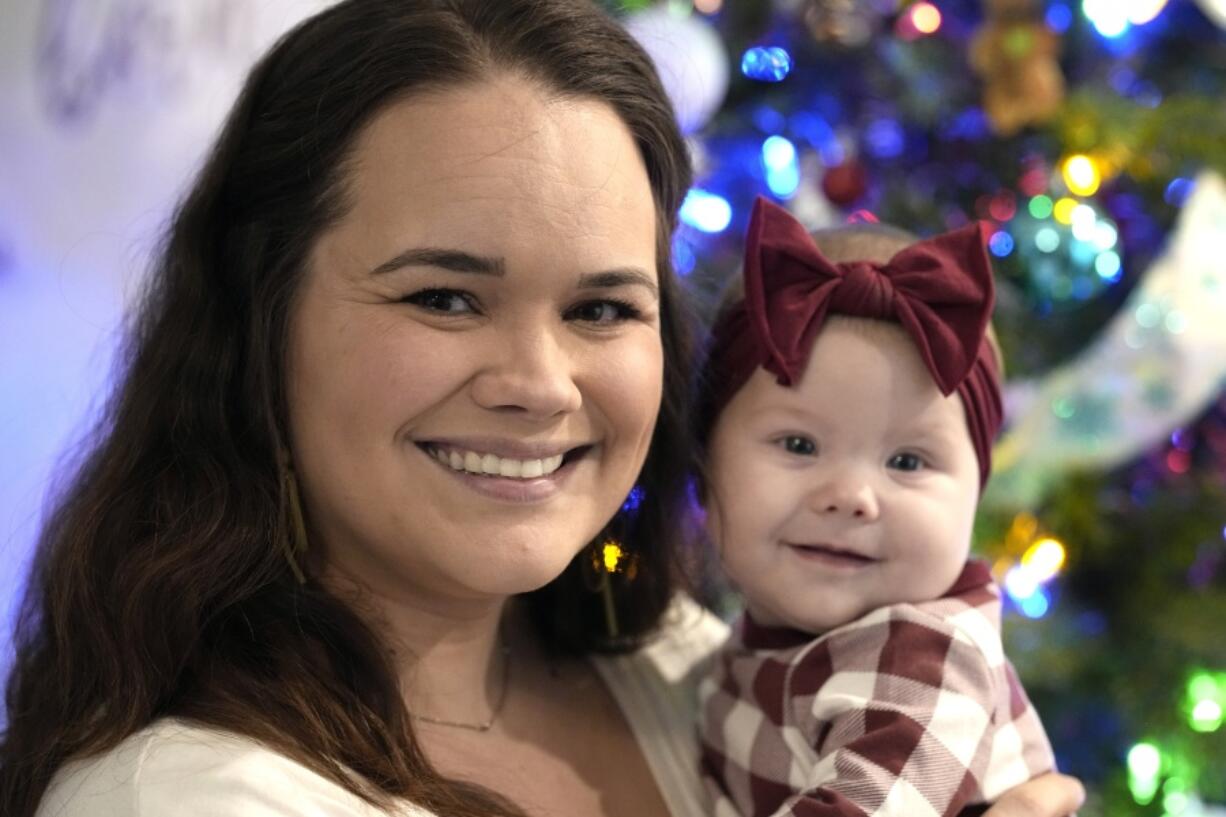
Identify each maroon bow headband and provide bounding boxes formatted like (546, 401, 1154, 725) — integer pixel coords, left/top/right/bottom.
(704, 197, 1003, 488)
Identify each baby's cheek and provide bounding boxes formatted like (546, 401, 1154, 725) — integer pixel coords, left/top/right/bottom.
(908, 500, 975, 585)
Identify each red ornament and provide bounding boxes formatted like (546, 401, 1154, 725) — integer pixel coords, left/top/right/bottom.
(821, 160, 869, 206)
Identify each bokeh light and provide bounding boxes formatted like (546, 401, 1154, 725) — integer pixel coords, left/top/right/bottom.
(910, 2, 942, 34)
(1127, 742, 1162, 805)
(741, 46, 792, 82)
(1062, 154, 1102, 196)
(1185, 671, 1226, 733)
(989, 230, 1015, 257)
(679, 188, 732, 232)
(1053, 197, 1079, 224)
(1029, 194, 1054, 220)
(1083, 0, 1131, 38)
(1021, 537, 1067, 582)
(1046, 2, 1075, 32)
(762, 135, 800, 198)
(1126, 0, 1170, 24)
(1095, 250, 1122, 281)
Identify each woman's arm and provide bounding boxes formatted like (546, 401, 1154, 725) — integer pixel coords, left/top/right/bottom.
(983, 773, 1086, 817)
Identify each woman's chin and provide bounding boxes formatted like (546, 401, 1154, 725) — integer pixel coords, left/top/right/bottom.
(478, 555, 583, 597)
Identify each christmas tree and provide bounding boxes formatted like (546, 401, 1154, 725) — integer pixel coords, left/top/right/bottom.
(606, 1, 1226, 814)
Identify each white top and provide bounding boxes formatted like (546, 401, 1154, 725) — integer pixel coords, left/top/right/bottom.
(37, 597, 729, 817)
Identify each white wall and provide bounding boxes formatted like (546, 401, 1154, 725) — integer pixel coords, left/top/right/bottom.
(0, 0, 333, 700)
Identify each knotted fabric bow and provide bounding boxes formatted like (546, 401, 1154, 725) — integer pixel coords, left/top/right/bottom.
(704, 197, 1004, 488)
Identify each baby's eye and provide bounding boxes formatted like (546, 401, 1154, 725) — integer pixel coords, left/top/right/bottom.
(887, 452, 926, 472)
(402, 289, 476, 314)
(778, 435, 816, 456)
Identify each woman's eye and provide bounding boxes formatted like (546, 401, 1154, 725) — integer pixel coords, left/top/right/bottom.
(403, 289, 475, 314)
(568, 299, 642, 325)
(887, 452, 925, 472)
(779, 435, 816, 456)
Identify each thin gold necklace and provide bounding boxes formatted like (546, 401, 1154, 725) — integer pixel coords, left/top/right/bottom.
(409, 642, 511, 733)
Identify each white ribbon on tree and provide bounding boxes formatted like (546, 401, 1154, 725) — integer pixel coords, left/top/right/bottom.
(987, 171, 1226, 507)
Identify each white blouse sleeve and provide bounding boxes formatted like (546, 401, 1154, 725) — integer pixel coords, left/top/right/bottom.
(36, 719, 427, 817)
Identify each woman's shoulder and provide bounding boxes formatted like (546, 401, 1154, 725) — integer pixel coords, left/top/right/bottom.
(36, 718, 426, 817)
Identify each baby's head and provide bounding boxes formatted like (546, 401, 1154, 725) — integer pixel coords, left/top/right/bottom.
(696, 199, 1002, 634)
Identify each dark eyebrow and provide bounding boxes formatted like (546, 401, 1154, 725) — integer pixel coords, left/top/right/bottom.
(372, 249, 657, 299)
(370, 248, 506, 277)
(576, 268, 659, 300)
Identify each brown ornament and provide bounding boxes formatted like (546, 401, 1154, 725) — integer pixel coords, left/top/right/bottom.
(970, 0, 1066, 136)
(821, 159, 869, 206)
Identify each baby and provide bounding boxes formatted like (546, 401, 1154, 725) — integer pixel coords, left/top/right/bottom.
(696, 197, 1055, 817)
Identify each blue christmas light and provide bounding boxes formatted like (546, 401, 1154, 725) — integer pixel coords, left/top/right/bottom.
(1004, 565, 1055, 619)
(761, 135, 796, 169)
(741, 46, 792, 82)
(1095, 250, 1122, 281)
(1018, 589, 1051, 619)
(1109, 66, 1139, 95)
(790, 111, 836, 153)
(753, 105, 787, 135)
(767, 167, 800, 199)
(679, 188, 732, 233)
(1165, 177, 1194, 206)
(1046, 2, 1074, 32)
(945, 107, 990, 141)
(989, 231, 1015, 257)
(762, 136, 800, 199)
(864, 118, 905, 160)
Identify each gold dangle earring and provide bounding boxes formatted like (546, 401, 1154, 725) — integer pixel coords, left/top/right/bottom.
(583, 486, 645, 639)
(277, 448, 309, 585)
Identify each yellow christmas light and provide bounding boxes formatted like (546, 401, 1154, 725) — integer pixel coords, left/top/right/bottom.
(1021, 537, 1067, 582)
(1062, 154, 1102, 196)
(911, 2, 942, 34)
(1053, 196, 1079, 224)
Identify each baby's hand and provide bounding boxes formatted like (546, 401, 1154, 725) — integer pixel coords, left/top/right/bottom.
(984, 773, 1085, 817)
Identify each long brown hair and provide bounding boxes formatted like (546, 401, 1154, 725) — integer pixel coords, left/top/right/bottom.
(0, 1, 694, 815)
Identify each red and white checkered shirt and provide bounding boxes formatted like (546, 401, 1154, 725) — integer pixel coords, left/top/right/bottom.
(699, 560, 1055, 817)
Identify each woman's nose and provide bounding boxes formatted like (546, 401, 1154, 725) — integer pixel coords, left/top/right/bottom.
(469, 323, 583, 419)
(807, 474, 880, 521)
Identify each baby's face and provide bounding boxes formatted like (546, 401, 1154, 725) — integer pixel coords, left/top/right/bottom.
(705, 318, 981, 634)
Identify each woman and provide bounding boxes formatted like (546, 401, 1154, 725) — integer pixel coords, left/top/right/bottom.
(0, 2, 1083, 815)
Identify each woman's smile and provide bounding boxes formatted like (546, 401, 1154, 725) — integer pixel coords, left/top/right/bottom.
(416, 439, 596, 504)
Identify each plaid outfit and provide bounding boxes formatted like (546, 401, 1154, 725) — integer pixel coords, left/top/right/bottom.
(700, 560, 1054, 817)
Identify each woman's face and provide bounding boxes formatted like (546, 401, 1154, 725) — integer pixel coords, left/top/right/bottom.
(286, 76, 662, 608)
